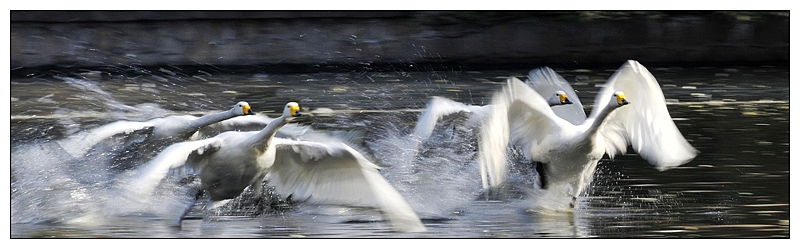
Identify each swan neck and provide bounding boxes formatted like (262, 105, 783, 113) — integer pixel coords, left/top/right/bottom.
(582, 103, 617, 140)
(188, 110, 235, 130)
(252, 115, 288, 150)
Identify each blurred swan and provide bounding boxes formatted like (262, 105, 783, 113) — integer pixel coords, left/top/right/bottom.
(478, 60, 698, 209)
(57, 101, 256, 158)
(126, 102, 425, 233)
(410, 68, 579, 149)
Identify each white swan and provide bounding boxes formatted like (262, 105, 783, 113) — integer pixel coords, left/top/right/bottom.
(478, 60, 698, 208)
(126, 102, 425, 233)
(406, 67, 579, 164)
(57, 101, 256, 158)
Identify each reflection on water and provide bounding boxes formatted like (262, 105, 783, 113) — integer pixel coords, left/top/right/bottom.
(10, 64, 789, 238)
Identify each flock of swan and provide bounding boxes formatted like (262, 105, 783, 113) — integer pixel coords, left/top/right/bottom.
(53, 60, 697, 233)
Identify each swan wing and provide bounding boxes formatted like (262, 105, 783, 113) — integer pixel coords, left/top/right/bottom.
(290, 128, 369, 156)
(478, 77, 567, 189)
(124, 137, 223, 197)
(527, 67, 587, 124)
(412, 96, 485, 142)
(268, 139, 425, 232)
(592, 60, 698, 170)
(57, 120, 155, 157)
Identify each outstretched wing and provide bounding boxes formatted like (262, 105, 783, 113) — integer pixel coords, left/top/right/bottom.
(411, 96, 487, 142)
(57, 120, 155, 158)
(122, 137, 223, 198)
(593, 60, 698, 170)
(268, 138, 425, 232)
(526, 67, 587, 125)
(478, 77, 571, 189)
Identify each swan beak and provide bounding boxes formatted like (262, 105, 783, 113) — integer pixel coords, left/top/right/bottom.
(243, 105, 255, 115)
(559, 93, 573, 105)
(290, 105, 301, 117)
(616, 93, 630, 106)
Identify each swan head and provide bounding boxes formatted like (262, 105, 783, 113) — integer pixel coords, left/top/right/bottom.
(283, 102, 304, 121)
(234, 101, 256, 116)
(613, 91, 630, 106)
(546, 90, 573, 106)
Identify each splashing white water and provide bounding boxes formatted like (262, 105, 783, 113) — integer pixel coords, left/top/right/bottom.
(10, 139, 194, 226)
(10, 95, 206, 227)
(366, 112, 485, 219)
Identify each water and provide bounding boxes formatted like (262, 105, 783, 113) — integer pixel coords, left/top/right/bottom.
(9, 63, 790, 238)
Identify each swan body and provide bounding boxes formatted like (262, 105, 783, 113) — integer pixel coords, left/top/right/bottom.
(478, 60, 698, 208)
(127, 102, 425, 233)
(58, 101, 255, 158)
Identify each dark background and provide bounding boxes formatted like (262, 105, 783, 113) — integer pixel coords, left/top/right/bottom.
(10, 11, 789, 76)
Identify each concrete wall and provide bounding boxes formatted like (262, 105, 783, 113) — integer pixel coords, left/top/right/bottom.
(10, 11, 789, 70)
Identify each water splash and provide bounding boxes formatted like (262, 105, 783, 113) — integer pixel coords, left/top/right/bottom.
(10, 139, 193, 226)
(10, 86, 210, 227)
(367, 111, 484, 219)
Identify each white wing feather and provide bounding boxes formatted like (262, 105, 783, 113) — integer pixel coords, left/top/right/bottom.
(124, 138, 222, 198)
(57, 120, 155, 157)
(411, 96, 487, 142)
(593, 60, 698, 170)
(268, 138, 425, 232)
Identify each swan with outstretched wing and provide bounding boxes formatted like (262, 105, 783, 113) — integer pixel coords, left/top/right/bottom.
(478, 60, 697, 209)
(126, 102, 425, 233)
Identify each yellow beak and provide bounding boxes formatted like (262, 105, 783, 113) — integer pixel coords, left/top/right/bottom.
(616, 93, 628, 105)
(290, 105, 300, 116)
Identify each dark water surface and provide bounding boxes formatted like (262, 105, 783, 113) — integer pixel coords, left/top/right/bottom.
(9, 64, 790, 238)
